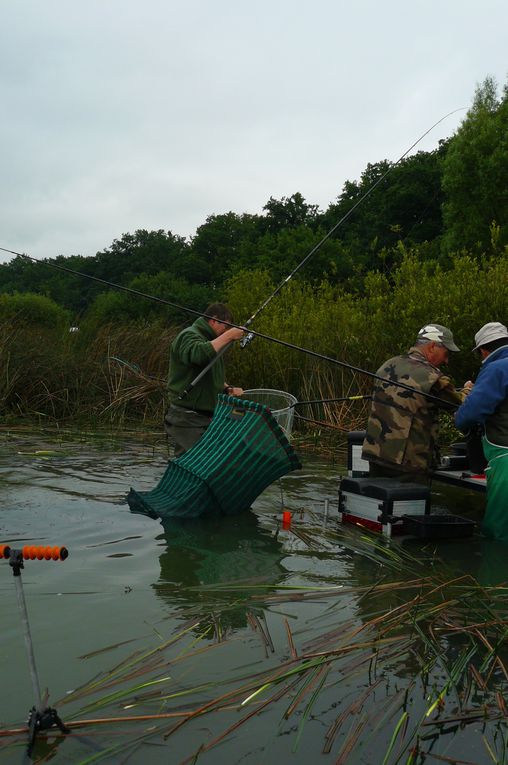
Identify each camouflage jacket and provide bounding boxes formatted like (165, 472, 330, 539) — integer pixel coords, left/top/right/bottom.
(361, 346, 464, 474)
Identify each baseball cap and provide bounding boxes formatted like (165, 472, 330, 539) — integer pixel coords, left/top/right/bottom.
(416, 324, 460, 352)
(473, 322, 508, 350)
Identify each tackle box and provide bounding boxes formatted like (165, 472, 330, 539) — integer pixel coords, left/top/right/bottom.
(338, 477, 430, 534)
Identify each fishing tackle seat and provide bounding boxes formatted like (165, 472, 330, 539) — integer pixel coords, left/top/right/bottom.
(127, 394, 301, 519)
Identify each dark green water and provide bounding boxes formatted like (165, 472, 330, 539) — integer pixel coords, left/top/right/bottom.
(0, 430, 504, 764)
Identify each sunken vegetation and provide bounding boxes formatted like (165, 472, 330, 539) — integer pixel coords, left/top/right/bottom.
(1, 77, 508, 438)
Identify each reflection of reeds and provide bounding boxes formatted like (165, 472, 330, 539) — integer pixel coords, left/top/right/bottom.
(2, 525, 506, 763)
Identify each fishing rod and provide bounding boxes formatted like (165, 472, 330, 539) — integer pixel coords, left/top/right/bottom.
(180, 107, 466, 395)
(240, 108, 466, 340)
(0, 246, 462, 410)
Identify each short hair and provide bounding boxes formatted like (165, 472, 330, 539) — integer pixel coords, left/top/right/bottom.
(203, 303, 233, 323)
(479, 337, 508, 353)
(415, 338, 435, 347)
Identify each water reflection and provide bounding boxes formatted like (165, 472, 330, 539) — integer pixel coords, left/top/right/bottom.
(151, 511, 285, 630)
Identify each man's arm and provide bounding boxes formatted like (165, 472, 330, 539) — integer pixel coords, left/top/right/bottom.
(455, 366, 508, 431)
(431, 375, 465, 407)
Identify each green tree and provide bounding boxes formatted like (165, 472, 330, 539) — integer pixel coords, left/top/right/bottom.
(0, 292, 70, 329)
(442, 76, 508, 253)
(190, 212, 264, 282)
(320, 148, 446, 275)
(94, 229, 189, 284)
(262, 192, 320, 233)
(84, 272, 216, 326)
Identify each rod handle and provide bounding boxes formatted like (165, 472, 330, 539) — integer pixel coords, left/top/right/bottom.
(22, 546, 69, 561)
(0, 544, 68, 561)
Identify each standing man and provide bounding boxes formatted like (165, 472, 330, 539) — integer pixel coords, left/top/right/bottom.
(455, 322, 508, 542)
(164, 304, 244, 457)
(362, 324, 468, 482)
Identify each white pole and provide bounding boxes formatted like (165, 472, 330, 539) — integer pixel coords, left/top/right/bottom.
(13, 573, 43, 713)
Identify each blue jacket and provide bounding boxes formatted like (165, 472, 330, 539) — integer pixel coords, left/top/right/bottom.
(455, 345, 508, 446)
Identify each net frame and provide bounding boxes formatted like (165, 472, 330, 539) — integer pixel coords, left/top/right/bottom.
(242, 388, 297, 437)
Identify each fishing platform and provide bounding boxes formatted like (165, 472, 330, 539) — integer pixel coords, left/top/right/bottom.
(340, 431, 483, 539)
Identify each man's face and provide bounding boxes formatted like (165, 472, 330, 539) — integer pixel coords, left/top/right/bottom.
(210, 318, 229, 337)
(429, 342, 450, 367)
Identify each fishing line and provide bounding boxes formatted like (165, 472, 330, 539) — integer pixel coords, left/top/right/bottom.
(180, 107, 466, 393)
(1, 108, 465, 405)
(239, 107, 466, 338)
(0, 246, 461, 410)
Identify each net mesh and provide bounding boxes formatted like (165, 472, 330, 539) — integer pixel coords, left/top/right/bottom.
(241, 389, 297, 437)
(127, 393, 301, 520)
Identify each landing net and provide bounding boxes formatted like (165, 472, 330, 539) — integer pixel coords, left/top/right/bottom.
(127, 394, 301, 520)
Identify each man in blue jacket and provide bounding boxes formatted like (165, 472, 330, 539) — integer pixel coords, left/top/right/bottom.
(455, 322, 508, 541)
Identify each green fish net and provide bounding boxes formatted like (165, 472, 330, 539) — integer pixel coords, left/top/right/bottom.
(127, 394, 301, 519)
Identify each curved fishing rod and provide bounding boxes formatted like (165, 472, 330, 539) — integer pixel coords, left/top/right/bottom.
(181, 107, 466, 394)
(0, 246, 462, 410)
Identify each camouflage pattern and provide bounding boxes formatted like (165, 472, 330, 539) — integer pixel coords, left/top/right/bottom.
(362, 346, 465, 474)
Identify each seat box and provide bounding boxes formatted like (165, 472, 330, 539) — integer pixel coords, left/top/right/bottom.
(347, 431, 369, 477)
(339, 477, 430, 534)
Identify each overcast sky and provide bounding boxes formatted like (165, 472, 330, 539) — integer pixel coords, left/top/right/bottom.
(1, 0, 507, 264)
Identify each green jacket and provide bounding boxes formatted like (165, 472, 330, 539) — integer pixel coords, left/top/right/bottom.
(167, 317, 225, 414)
(362, 346, 464, 474)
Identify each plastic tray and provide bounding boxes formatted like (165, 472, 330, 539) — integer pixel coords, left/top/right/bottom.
(402, 514, 475, 540)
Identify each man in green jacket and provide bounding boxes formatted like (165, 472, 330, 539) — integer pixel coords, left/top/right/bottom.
(164, 304, 244, 456)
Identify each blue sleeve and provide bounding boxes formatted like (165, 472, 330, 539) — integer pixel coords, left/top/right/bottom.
(455, 363, 508, 431)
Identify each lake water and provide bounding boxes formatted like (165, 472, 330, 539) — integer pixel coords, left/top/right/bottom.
(0, 429, 505, 765)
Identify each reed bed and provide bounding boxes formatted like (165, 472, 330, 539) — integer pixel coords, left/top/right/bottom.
(2, 522, 507, 764)
(0, 318, 373, 442)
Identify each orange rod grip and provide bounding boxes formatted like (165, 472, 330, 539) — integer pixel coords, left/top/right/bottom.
(21, 545, 68, 561)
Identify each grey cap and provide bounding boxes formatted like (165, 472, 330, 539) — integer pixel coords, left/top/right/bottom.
(473, 322, 508, 350)
(416, 324, 460, 352)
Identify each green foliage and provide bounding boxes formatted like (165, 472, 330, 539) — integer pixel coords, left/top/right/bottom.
(225, 250, 508, 404)
(262, 192, 320, 232)
(0, 75, 507, 431)
(84, 273, 216, 327)
(320, 147, 447, 273)
(442, 76, 508, 253)
(0, 292, 70, 328)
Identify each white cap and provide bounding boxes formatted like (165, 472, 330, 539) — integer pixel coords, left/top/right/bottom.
(473, 322, 508, 350)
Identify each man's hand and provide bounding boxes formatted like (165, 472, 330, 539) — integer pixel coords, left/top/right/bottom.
(211, 325, 246, 352)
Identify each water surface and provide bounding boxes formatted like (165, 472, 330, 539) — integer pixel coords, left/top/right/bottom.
(0, 430, 504, 764)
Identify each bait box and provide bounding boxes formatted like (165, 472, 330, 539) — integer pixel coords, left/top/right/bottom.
(339, 477, 430, 534)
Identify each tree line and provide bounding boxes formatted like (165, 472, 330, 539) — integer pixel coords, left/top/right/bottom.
(0, 77, 508, 431)
(1, 77, 507, 330)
